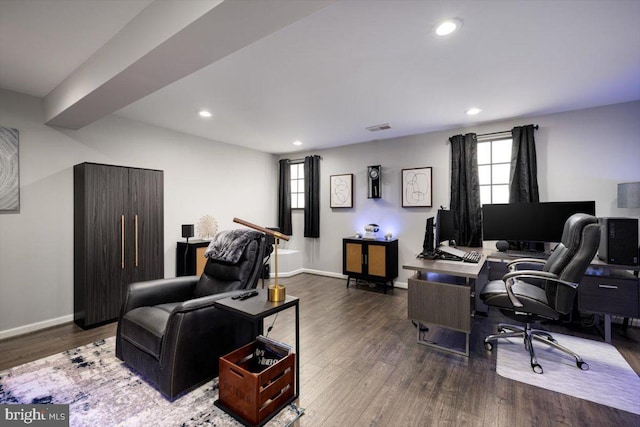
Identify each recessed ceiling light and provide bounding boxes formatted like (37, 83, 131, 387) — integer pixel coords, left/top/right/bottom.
(466, 107, 482, 116)
(198, 110, 212, 118)
(293, 140, 302, 146)
(436, 19, 461, 36)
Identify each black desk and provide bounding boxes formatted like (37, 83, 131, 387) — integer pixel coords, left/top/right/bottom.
(213, 290, 300, 425)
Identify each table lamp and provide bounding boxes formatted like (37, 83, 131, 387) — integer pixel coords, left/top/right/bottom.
(234, 217, 290, 301)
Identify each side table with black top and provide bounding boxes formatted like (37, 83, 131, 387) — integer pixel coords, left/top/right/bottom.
(176, 240, 210, 276)
(213, 290, 300, 426)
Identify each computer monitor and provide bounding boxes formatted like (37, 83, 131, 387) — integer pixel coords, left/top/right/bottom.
(482, 201, 596, 243)
(435, 209, 456, 246)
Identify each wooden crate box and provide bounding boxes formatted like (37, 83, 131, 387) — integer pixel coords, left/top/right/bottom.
(219, 341, 295, 426)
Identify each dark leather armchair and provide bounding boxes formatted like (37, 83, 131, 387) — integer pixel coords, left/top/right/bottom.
(116, 229, 266, 399)
(480, 213, 600, 374)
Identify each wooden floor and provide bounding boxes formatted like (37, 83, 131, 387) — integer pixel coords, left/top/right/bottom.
(1, 273, 639, 426)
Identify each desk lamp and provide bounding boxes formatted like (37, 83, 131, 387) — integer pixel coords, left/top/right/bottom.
(234, 217, 291, 301)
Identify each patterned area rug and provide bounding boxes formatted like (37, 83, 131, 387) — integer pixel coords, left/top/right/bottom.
(496, 332, 640, 415)
(0, 337, 303, 426)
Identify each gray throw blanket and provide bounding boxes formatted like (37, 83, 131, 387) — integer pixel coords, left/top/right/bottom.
(204, 229, 262, 263)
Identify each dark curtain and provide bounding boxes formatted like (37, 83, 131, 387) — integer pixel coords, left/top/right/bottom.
(449, 133, 482, 247)
(304, 155, 321, 238)
(278, 159, 292, 235)
(509, 124, 539, 203)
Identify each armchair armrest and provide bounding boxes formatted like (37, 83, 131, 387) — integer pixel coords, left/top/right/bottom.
(170, 290, 245, 313)
(121, 276, 199, 315)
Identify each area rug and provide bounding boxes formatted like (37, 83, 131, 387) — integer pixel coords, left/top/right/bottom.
(496, 332, 640, 415)
(0, 337, 304, 426)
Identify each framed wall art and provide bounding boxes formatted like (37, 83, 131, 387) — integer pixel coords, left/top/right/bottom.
(330, 174, 353, 208)
(402, 167, 432, 207)
(0, 126, 20, 211)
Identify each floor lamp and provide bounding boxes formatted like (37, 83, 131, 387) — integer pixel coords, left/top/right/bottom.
(233, 217, 290, 301)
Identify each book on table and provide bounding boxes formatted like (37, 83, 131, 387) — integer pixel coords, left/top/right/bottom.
(239, 335, 292, 373)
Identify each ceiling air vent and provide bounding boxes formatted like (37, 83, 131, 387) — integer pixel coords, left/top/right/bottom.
(366, 123, 391, 132)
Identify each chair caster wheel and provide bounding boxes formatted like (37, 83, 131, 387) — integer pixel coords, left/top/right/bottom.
(532, 363, 543, 374)
(484, 341, 493, 351)
(577, 361, 589, 371)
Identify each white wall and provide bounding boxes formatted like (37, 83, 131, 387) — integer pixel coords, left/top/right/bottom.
(284, 101, 640, 286)
(2, 89, 638, 338)
(0, 89, 277, 337)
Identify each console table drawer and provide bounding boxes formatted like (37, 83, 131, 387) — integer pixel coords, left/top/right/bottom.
(579, 274, 639, 317)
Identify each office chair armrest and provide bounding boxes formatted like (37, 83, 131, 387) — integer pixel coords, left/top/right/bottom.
(506, 273, 580, 290)
(507, 258, 547, 271)
(503, 269, 558, 281)
(503, 271, 579, 309)
(503, 270, 559, 309)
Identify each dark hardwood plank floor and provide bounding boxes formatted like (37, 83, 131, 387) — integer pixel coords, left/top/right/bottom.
(1, 274, 638, 426)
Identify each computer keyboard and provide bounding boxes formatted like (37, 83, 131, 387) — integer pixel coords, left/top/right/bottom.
(462, 251, 481, 263)
(436, 246, 481, 263)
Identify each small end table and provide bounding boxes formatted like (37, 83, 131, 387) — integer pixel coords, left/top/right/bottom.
(213, 290, 300, 426)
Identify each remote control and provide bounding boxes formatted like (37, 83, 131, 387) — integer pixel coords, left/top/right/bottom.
(239, 291, 259, 300)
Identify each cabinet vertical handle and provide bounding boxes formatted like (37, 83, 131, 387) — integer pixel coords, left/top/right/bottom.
(135, 214, 139, 267)
(121, 215, 125, 269)
(364, 254, 368, 265)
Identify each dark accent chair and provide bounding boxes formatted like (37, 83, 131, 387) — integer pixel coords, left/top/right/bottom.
(116, 230, 266, 399)
(480, 213, 600, 374)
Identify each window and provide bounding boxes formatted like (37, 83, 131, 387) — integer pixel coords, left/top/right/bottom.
(478, 138, 512, 205)
(290, 162, 305, 209)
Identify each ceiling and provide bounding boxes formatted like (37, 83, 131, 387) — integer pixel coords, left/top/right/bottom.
(1, 0, 639, 155)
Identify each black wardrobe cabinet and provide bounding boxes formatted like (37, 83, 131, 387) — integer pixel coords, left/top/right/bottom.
(74, 162, 164, 328)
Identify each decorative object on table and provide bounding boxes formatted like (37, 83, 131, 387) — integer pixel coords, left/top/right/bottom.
(363, 223, 380, 239)
(385, 232, 393, 241)
(402, 166, 432, 207)
(617, 181, 640, 208)
(367, 165, 381, 199)
(330, 174, 353, 208)
(182, 224, 194, 242)
(0, 337, 305, 426)
(196, 214, 218, 239)
(0, 126, 19, 211)
(234, 217, 291, 302)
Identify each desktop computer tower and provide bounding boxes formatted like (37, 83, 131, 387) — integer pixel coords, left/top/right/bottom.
(597, 217, 639, 265)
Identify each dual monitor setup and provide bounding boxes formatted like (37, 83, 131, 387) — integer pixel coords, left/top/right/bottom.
(420, 201, 609, 263)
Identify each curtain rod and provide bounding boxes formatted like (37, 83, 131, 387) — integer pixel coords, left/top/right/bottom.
(477, 124, 538, 138)
(289, 155, 322, 163)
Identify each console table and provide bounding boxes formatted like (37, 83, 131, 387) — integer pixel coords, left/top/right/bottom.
(403, 249, 490, 357)
(343, 237, 398, 292)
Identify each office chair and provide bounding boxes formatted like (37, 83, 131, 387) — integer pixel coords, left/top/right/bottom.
(116, 229, 266, 399)
(480, 213, 600, 374)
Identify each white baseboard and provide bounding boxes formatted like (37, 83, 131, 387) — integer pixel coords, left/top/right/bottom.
(0, 273, 406, 340)
(0, 314, 73, 340)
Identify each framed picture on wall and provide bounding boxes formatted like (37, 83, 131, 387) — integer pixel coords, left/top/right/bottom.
(330, 174, 353, 208)
(402, 167, 432, 207)
(0, 126, 20, 211)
